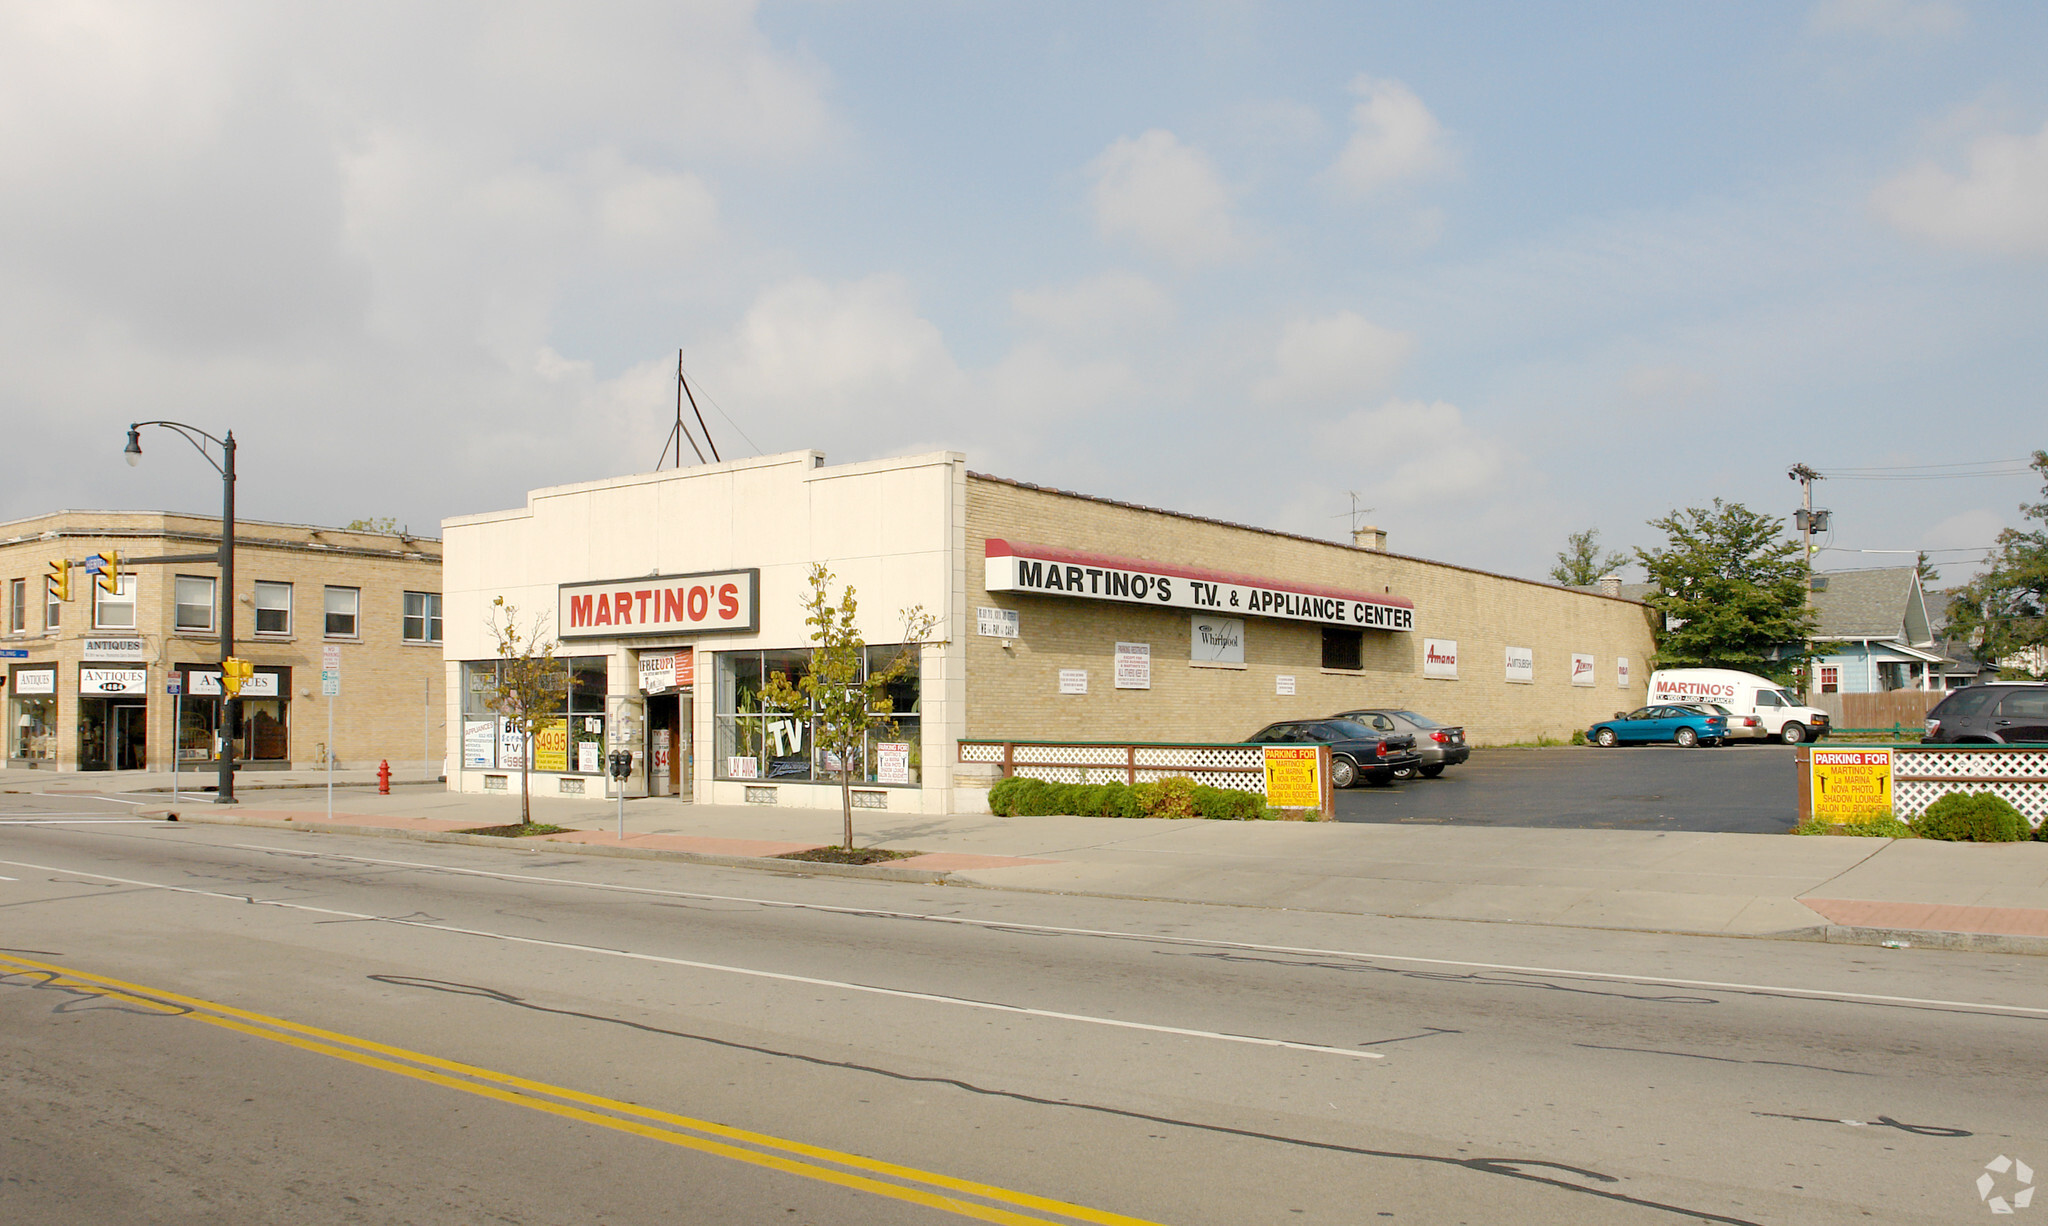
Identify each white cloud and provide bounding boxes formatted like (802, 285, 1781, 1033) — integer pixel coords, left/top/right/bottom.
(1325, 76, 1454, 200)
(1332, 398, 1504, 505)
(1255, 311, 1415, 405)
(704, 275, 965, 412)
(1087, 129, 1246, 267)
(1808, 0, 1964, 40)
(1011, 272, 1175, 343)
(1873, 120, 2048, 255)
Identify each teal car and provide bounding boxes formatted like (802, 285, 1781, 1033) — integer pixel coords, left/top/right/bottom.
(1588, 705, 1727, 748)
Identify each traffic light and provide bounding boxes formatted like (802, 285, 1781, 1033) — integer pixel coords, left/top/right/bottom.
(46, 559, 70, 602)
(220, 657, 255, 697)
(96, 550, 121, 596)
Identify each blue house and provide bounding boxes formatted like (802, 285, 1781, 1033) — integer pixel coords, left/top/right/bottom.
(1808, 567, 1946, 694)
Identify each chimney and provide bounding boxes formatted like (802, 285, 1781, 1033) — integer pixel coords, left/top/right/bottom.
(1353, 525, 1387, 552)
(1597, 574, 1622, 598)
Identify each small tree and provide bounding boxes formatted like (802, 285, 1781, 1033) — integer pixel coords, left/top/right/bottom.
(761, 564, 939, 851)
(1636, 499, 1816, 684)
(1550, 527, 1629, 586)
(484, 597, 562, 826)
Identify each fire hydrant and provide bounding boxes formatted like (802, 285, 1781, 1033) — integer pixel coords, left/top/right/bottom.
(377, 759, 392, 795)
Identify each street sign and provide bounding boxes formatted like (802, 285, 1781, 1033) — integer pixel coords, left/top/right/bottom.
(0, 648, 27, 659)
(167, 677, 182, 695)
(322, 644, 341, 696)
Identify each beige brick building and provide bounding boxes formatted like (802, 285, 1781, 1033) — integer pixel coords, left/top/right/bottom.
(446, 451, 1656, 814)
(1, 511, 443, 777)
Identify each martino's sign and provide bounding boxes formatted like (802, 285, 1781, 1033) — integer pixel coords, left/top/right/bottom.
(984, 539, 1413, 631)
(559, 570, 759, 640)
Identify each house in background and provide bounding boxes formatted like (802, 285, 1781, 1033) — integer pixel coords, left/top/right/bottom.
(1807, 566, 1947, 694)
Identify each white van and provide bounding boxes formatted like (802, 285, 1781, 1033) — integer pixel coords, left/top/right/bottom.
(1646, 668, 1831, 744)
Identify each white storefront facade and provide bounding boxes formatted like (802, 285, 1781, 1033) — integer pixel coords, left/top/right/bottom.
(444, 448, 1658, 813)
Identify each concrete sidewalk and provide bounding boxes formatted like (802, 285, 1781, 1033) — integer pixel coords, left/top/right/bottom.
(10, 769, 2046, 954)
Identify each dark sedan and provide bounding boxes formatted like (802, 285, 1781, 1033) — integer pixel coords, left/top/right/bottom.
(1243, 718, 1421, 788)
(1333, 708, 1470, 779)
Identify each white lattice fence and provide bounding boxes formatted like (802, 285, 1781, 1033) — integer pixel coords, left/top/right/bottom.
(1894, 747, 2048, 828)
(962, 741, 1268, 795)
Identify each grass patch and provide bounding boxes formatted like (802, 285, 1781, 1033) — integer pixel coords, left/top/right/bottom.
(458, 823, 574, 837)
(775, 846, 921, 865)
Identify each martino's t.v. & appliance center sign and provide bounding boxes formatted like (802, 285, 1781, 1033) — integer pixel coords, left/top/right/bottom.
(984, 539, 1412, 630)
(559, 570, 759, 640)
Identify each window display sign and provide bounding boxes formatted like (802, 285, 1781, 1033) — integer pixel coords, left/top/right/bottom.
(1505, 646, 1534, 684)
(560, 570, 757, 640)
(726, 755, 760, 779)
(1571, 653, 1596, 687)
(14, 668, 55, 695)
(498, 719, 526, 768)
(1190, 616, 1244, 664)
(638, 649, 694, 693)
(80, 667, 147, 695)
(985, 539, 1413, 631)
(1114, 643, 1151, 690)
(1423, 639, 1459, 680)
(578, 740, 601, 774)
(876, 742, 911, 785)
(534, 718, 570, 772)
(1617, 657, 1631, 688)
(463, 720, 495, 769)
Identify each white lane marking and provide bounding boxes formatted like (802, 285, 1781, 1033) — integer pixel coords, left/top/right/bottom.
(0, 875, 16, 881)
(31, 793, 152, 807)
(0, 819, 169, 824)
(0, 856, 1381, 1061)
(227, 843, 2048, 1020)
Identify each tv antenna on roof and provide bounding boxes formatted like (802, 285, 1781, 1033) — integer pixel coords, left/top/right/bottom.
(1331, 491, 1375, 533)
(657, 350, 721, 469)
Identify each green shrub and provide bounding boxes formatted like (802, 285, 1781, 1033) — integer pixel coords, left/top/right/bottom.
(2036, 816, 2048, 842)
(1570, 729, 1587, 746)
(1100, 783, 1145, 818)
(1792, 816, 1918, 837)
(1145, 775, 1199, 818)
(1915, 791, 2028, 842)
(987, 776, 1029, 816)
(1190, 785, 1262, 820)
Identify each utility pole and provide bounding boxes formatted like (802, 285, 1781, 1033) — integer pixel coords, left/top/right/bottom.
(1788, 463, 1821, 699)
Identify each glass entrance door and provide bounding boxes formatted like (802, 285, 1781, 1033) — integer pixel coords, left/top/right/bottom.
(112, 703, 147, 770)
(677, 691, 692, 800)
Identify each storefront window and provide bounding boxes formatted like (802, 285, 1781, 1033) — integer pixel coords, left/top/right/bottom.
(458, 657, 607, 773)
(9, 667, 57, 761)
(172, 664, 291, 762)
(715, 646, 920, 785)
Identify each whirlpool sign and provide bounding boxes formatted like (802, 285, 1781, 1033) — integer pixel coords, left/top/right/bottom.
(984, 539, 1413, 631)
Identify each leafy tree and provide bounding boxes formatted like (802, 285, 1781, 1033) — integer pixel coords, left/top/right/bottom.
(1550, 528, 1629, 586)
(1946, 450, 2048, 676)
(760, 564, 938, 851)
(1635, 499, 1816, 684)
(484, 597, 562, 826)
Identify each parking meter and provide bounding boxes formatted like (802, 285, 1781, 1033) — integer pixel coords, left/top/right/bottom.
(607, 750, 633, 781)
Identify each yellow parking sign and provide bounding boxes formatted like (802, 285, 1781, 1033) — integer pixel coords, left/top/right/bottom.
(1811, 749, 1893, 823)
(1263, 745, 1322, 810)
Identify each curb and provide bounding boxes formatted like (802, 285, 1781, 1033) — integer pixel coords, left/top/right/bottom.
(153, 810, 953, 885)
(1806, 923, 2048, 957)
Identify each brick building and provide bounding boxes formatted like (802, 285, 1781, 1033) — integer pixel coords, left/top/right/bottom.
(444, 450, 1657, 813)
(2, 511, 443, 775)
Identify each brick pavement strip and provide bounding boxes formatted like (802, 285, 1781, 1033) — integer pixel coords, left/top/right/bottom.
(1800, 897, 2048, 939)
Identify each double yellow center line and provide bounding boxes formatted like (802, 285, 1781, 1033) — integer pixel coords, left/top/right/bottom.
(0, 953, 1168, 1226)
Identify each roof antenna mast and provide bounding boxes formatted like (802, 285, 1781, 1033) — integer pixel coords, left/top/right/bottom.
(658, 349, 708, 470)
(680, 353, 719, 463)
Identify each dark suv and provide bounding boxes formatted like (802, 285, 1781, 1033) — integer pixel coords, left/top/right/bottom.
(1922, 682, 2048, 744)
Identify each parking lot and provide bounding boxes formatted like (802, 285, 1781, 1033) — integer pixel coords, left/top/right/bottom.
(1334, 741, 1800, 832)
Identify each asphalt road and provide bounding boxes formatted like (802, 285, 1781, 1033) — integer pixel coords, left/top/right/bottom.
(4, 794, 2043, 1225)
(1336, 742, 1800, 832)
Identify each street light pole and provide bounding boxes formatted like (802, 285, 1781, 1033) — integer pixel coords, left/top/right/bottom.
(126, 421, 239, 804)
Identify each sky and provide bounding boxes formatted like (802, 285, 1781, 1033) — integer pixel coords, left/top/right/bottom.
(3, 0, 2044, 589)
